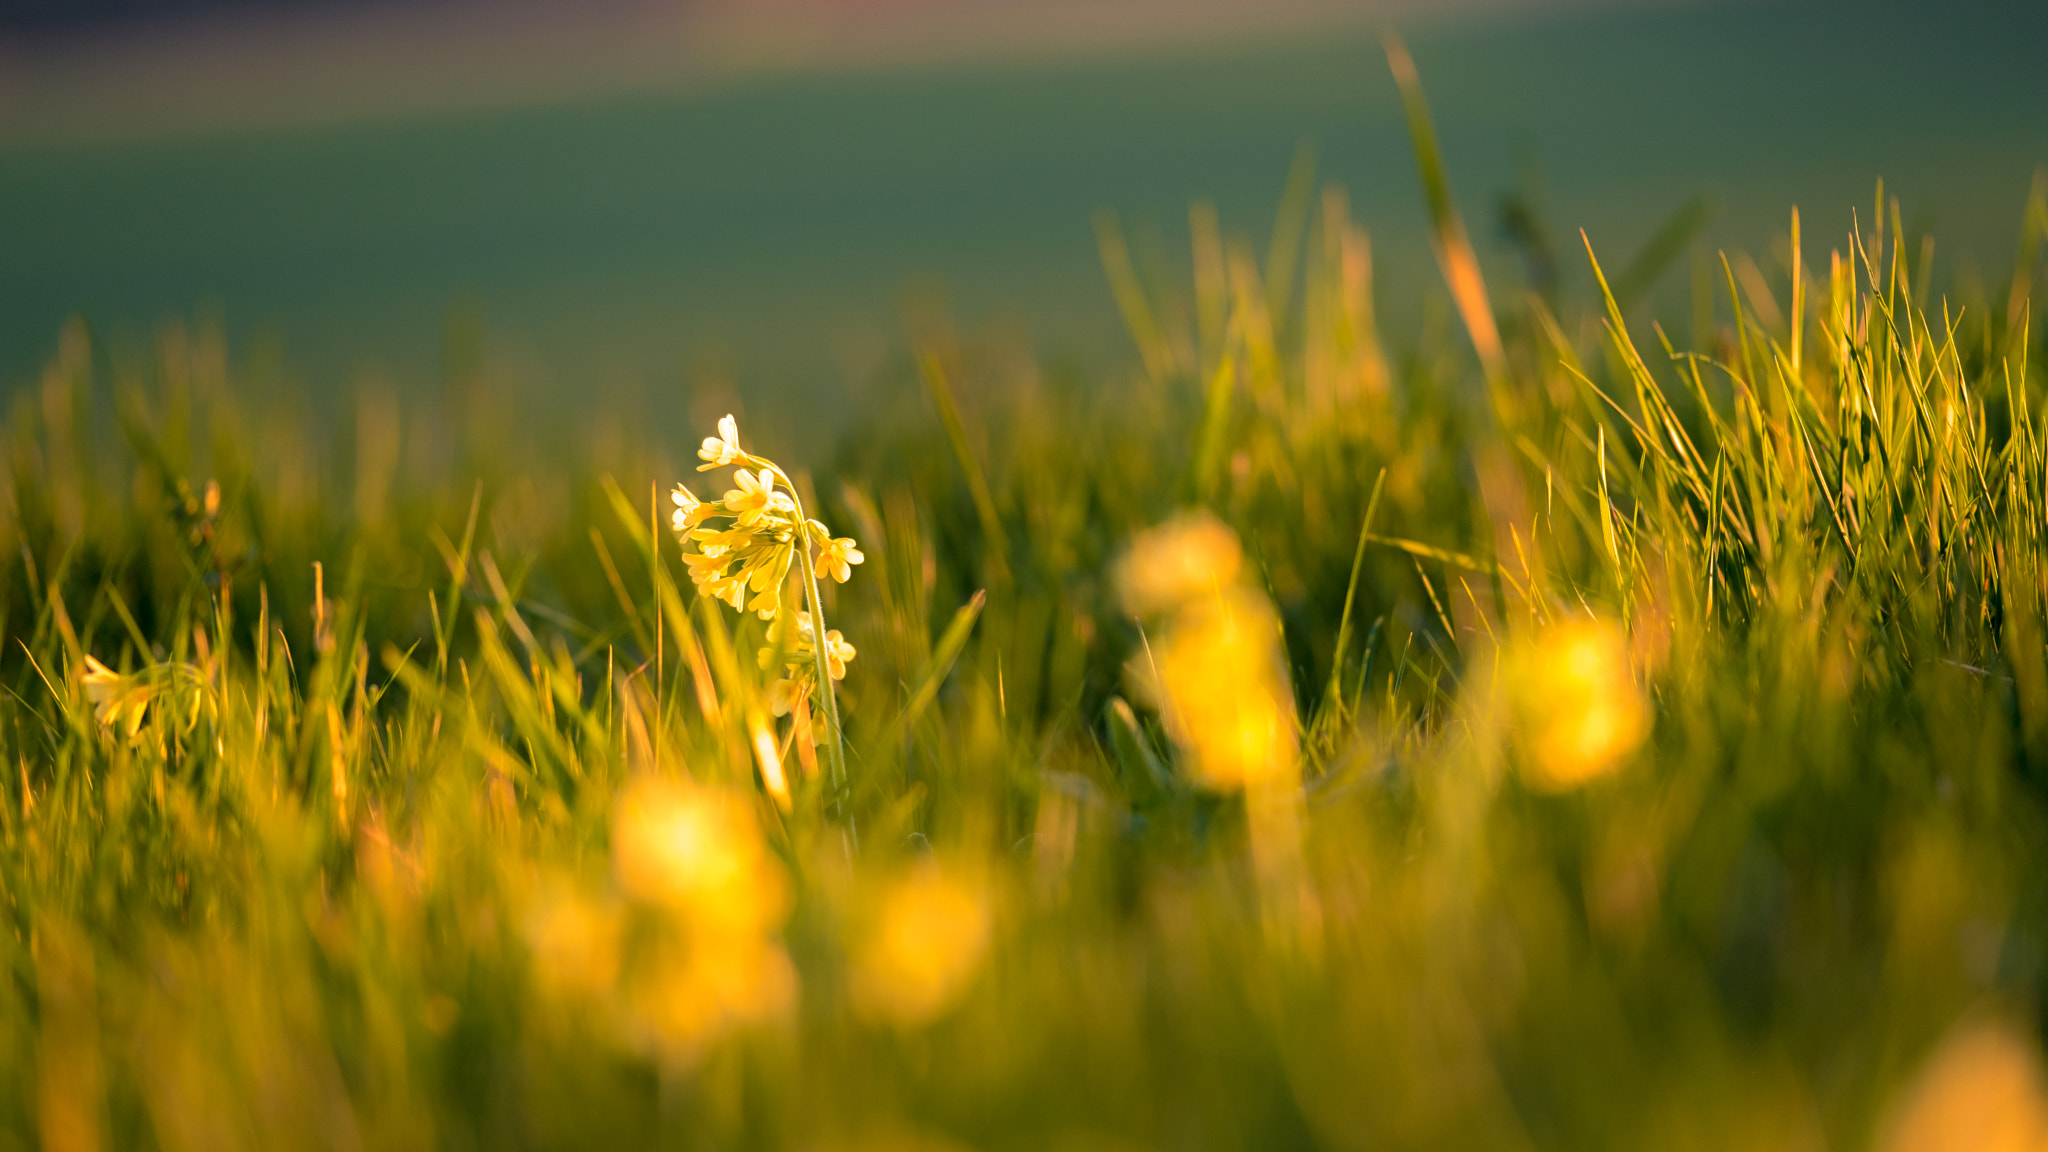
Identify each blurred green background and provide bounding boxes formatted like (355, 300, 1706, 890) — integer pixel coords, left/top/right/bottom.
(0, 0, 2042, 424)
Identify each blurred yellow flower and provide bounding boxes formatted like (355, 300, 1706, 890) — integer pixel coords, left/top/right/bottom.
(77, 654, 168, 737)
(80, 655, 129, 719)
(1884, 1020, 2048, 1152)
(761, 611, 857, 682)
(1150, 589, 1298, 791)
(768, 675, 808, 719)
(523, 881, 623, 1001)
(1501, 617, 1649, 792)
(611, 776, 789, 941)
(630, 935, 799, 1061)
(848, 866, 992, 1029)
(1116, 511, 1243, 616)
(822, 631, 856, 681)
(1116, 515, 1298, 792)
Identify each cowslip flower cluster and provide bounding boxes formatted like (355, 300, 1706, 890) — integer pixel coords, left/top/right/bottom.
(673, 414, 862, 738)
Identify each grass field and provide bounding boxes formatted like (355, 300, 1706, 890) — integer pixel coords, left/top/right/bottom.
(4, 40, 2048, 1152)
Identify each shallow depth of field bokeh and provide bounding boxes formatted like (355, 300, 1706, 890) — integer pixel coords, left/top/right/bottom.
(4, 1, 2048, 1149)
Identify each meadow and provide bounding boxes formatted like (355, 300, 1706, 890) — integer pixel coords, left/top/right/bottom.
(3, 40, 2048, 1152)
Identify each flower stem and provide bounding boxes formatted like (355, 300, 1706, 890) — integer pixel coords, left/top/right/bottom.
(778, 479, 849, 813)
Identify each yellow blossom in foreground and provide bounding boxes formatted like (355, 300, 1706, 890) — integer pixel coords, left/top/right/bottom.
(768, 675, 808, 718)
(523, 881, 623, 1001)
(79, 655, 129, 719)
(1501, 617, 1649, 792)
(1150, 589, 1298, 790)
(1884, 1020, 2048, 1152)
(1116, 511, 1244, 615)
(611, 776, 788, 940)
(627, 935, 798, 1061)
(848, 866, 993, 1029)
(77, 654, 175, 737)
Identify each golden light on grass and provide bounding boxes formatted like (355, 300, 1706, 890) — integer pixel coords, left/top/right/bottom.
(611, 776, 789, 940)
(848, 865, 992, 1029)
(1884, 1021, 2048, 1152)
(1500, 617, 1650, 792)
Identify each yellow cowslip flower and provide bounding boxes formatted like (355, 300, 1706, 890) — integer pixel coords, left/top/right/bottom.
(1500, 617, 1650, 792)
(671, 484, 715, 533)
(1117, 511, 1244, 616)
(689, 523, 756, 558)
(1884, 1020, 2048, 1152)
(848, 866, 992, 1029)
(79, 654, 124, 715)
(817, 534, 864, 584)
(759, 610, 807, 668)
(763, 611, 857, 681)
(1148, 588, 1298, 790)
(79, 655, 154, 737)
(743, 546, 792, 596)
(768, 674, 810, 719)
(710, 575, 749, 613)
(723, 467, 779, 528)
(611, 776, 789, 941)
(698, 413, 744, 470)
(767, 673, 820, 750)
(683, 549, 729, 585)
(821, 631, 855, 680)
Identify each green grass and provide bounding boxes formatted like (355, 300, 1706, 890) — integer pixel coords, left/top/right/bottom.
(2, 56, 2048, 1152)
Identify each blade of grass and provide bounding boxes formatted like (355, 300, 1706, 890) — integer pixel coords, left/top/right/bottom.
(920, 353, 1012, 584)
(1326, 468, 1388, 714)
(1385, 32, 1506, 389)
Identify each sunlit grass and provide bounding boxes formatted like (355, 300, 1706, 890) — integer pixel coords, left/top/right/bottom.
(1, 48, 2046, 1152)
